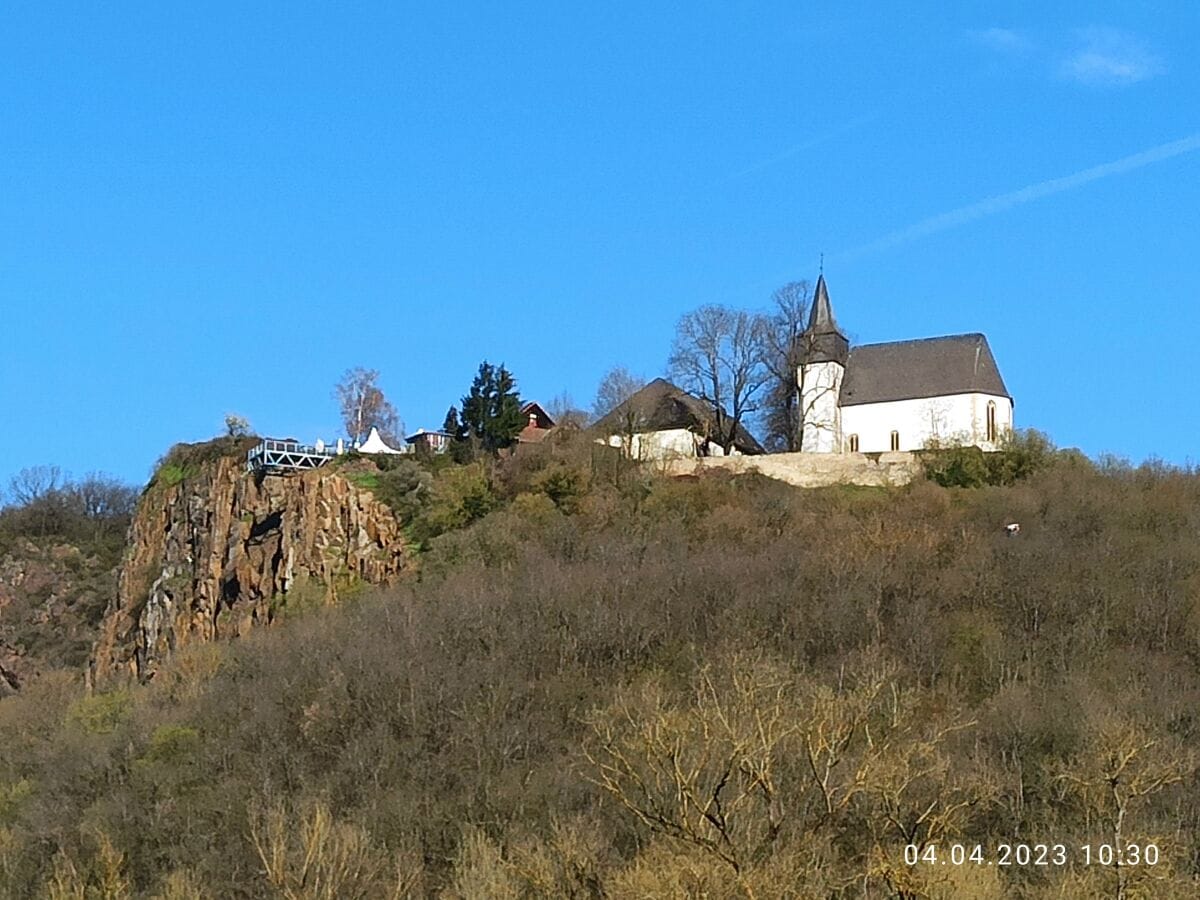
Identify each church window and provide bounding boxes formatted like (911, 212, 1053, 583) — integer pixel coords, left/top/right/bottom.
(890, 431, 900, 451)
(848, 434, 859, 452)
(986, 401, 997, 442)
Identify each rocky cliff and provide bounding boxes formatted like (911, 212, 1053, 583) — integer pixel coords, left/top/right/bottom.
(90, 448, 408, 686)
(1, 539, 118, 693)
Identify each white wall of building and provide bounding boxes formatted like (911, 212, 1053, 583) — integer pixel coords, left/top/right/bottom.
(840, 393, 1013, 453)
(603, 428, 727, 461)
(800, 361, 844, 453)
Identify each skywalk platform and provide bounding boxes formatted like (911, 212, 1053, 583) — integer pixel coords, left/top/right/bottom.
(245, 439, 337, 474)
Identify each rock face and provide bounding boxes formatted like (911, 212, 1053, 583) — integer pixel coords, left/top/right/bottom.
(1, 540, 117, 691)
(90, 455, 407, 686)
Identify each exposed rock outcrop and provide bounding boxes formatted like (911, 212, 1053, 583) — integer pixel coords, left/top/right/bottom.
(1, 539, 117, 690)
(0, 661, 18, 697)
(90, 453, 408, 686)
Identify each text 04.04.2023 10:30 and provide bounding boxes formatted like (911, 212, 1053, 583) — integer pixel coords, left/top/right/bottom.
(904, 843, 1160, 867)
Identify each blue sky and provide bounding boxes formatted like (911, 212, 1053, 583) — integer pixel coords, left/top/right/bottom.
(2, 2, 1197, 487)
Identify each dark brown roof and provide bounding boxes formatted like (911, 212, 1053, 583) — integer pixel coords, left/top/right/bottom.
(517, 402, 555, 442)
(590, 378, 765, 454)
(520, 402, 555, 429)
(840, 333, 1010, 407)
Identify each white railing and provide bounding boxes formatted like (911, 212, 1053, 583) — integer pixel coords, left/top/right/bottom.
(246, 438, 340, 474)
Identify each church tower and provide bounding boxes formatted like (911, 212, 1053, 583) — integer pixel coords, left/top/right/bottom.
(798, 275, 849, 452)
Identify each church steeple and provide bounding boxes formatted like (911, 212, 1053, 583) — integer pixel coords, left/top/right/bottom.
(797, 273, 849, 452)
(808, 273, 838, 331)
(801, 274, 849, 365)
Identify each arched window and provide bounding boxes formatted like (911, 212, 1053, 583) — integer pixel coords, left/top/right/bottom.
(848, 434, 859, 452)
(986, 401, 997, 443)
(890, 430, 900, 451)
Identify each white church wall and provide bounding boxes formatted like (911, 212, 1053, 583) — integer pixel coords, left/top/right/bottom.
(800, 361, 844, 453)
(840, 393, 1012, 453)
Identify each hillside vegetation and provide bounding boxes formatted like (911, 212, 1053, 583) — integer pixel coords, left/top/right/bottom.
(0, 472, 135, 691)
(2, 442, 1200, 898)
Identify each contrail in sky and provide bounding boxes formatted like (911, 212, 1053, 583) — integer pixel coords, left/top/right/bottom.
(726, 113, 877, 181)
(836, 132, 1200, 260)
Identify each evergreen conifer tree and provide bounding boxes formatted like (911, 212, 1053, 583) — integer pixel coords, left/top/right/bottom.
(459, 362, 524, 453)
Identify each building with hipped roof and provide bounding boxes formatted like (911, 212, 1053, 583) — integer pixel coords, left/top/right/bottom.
(590, 378, 765, 461)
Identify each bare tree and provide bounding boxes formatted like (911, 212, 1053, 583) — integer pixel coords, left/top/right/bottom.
(250, 799, 422, 898)
(760, 281, 811, 451)
(592, 367, 647, 458)
(335, 368, 401, 445)
(224, 414, 251, 438)
(592, 367, 644, 419)
(547, 391, 590, 429)
(72, 473, 137, 521)
(6, 466, 61, 507)
(584, 654, 802, 895)
(668, 307, 768, 453)
(1054, 713, 1196, 900)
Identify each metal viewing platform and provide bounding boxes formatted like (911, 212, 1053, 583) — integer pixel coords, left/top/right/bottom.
(246, 438, 338, 474)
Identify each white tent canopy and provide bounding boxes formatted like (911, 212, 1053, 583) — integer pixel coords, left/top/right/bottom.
(357, 427, 406, 455)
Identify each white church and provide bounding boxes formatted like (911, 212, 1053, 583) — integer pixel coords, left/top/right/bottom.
(799, 275, 1013, 453)
(592, 275, 1013, 459)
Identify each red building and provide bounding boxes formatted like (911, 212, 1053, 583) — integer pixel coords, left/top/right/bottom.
(517, 402, 555, 444)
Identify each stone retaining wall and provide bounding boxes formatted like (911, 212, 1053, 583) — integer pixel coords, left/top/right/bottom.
(662, 451, 922, 488)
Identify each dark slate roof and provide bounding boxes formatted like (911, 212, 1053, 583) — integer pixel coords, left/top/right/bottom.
(589, 378, 765, 454)
(801, 274, 850, 365)
(840, 333, 1010, 407)
(807, 274, 840, 332)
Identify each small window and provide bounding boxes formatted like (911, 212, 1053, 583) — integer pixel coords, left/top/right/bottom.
(986, 401, 997, 442)
(890, 431, 900, 451)
(848, 434, 859, 452)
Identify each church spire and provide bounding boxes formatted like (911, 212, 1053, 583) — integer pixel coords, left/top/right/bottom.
(801, 274, 849, 365)
(807, 273, 839, 333)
